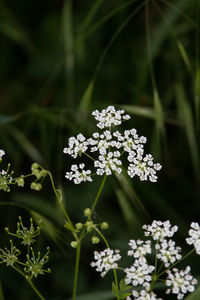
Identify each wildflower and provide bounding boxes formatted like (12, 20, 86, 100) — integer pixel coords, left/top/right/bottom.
(0, 149, 5, 162)
(124, 257, 154, 289)
(127, 239, 152, 258)
(155, 239, 182, 267)
(143, 220, 178, 241)
(127, 154, 162, 182)
(94, 151, 122, 175)
(186, 222, 200, 255)
(165, 266, 197, 299)
(132, 290, 162, 300)
(63, 134, 88, 158)
(91, 248, 121, 277)
(92, 106, 130, 129)
(64, 106, 162, 183)
(65, 163, 92, 184)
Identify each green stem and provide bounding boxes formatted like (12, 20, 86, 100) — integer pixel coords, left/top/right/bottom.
(72, 242, 81, 300)
(72, 175, 108, 299)
(159, 248, 195, 277)
(47, 171, 77, 239)
(91, 174, 107, 214)
(12, 265, 46, 300)
(113, 269, 120, 300)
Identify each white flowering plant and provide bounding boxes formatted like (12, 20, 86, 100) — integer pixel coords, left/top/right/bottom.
(0, 106, 200, 300)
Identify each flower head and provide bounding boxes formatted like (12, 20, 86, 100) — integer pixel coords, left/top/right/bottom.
(155, 239, 182, 267)
(186, 222, 200, 255)
(124, 257, 154, 289)
(166, 266, 197, 299)
(132, 290, 162, 300)
(63, 134, 88, 158)
(65, 163, 92, 184)
(91, 248, 121, 277)
(143, 220, 178, 241)
(92, 106, 130, 129)
(64, 106, 162, 183)
(127, 239, 152, 258)
(0, 149, 5, 162)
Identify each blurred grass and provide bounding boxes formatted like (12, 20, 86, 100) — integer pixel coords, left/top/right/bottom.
(0, 0, 200, 299)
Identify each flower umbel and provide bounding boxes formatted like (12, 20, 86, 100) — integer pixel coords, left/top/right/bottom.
(0, 240, 21, 266)
(165, 266, 197, 299)
(5, 216, 41, 246)
(91, 248, 121, 277)
(24, 247, 51, 279)
(186, 222, 200, 255)
(64, 106, 162, 184)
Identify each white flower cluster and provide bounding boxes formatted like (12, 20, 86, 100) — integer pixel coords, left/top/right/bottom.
(65, 163, 92, 184)
(166, 266, 197, 299)
(155, 239, 182, 268)
(90, 248, 121, 277)
(0, 149, 5, 161)
(64, 106, 162, 183)
(132, 290, 162, 300)
(186, 222, 200, 255)
(91, 220, 199, 300)
(124, 257, 155, 289)
(143, 220, 178, 241)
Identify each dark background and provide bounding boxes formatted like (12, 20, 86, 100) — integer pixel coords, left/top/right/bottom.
(0, 0, 199, 299)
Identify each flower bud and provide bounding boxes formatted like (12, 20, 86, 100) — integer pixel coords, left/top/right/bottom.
(31, 163, 39, 171)
(91, 236, 100, 244)
(101, 222, 109, 230)
(84, 208, 91, 217)
(71, 241, 78, 248)
(76, 223, 83, 230)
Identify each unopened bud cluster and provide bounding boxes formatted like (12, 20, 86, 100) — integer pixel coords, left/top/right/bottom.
(70, 208, 109, 248)
(30, 163, 48, 191)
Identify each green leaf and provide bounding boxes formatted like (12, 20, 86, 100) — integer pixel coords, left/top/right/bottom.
(112, 282, 117, 297)
(185, 285, 200, 300)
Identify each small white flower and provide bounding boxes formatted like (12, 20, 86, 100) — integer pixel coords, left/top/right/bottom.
(0, 149, 5, 160)
(65, 163, 92, 184)
(91, 248, 121, 277)
(155, 239, 182, 267)
(132, 290, 162, 300)
(142, 220, 178, 241)
(124, 257, 154, 288)
(94, 151, 122, 176)
(127, 154, 162, 182)
(128, 240, 152, 258)
(165, 266, 197, 299)
(63, 134, 88, 159)
(92, 106, 130, 129)
(186, 222, 200, 255)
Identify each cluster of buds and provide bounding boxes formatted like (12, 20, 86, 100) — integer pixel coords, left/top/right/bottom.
(66, 208, 109, 248)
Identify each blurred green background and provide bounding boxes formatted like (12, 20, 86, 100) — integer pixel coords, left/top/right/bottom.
(0, 0, 200, 299)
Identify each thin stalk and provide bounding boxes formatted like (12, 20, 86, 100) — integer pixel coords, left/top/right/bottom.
(91, 174, 107, 213)
(72, 242, 81, 300)
(47, 171, 77, 239)
(72, 175, 108, 299)
(95, 228, 120, 300)
(11, 265, 46, 300)
(159, 248, 195, 277)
